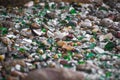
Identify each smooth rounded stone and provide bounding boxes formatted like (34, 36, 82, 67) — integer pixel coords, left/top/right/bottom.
(1, 21, 14, 28)
(113, 60, 120, 67)
(115, 3, 120, 12)
(115, 13, 120, 21)
(0, 55, 5, 61)
(37, 49, 44, 55)
(47, 61, 57, 68)
(21, 68, 85, 80)
(116, 31, 120, 38)
(62, 44, 74, 51)
(54, 31, 68, 39)
(72, 54, 83, 59)
(0, 37, 12, 45)
(100, 55, 111, 61)
(76, 64, 92, 73)
(40, 62, 48, 68)
(95, 10, 108, 19)
(81, 19, 92, 27)
(67, 20, 77, 27)
(39, 2, 45, 8)
(59, 59, 69, 65)
(45, 12, 57, 19)
(20, 28, 32, 37)
(116, 45, 120, 51)
(30, 23, 40, 29)
(101, 18, 113, 27)
(66, 33, 74, 39)
(0, 43, 8, 54)
(104, 33, 113, 40)
(24, 1, 34, 7)
(57, 2, 66, 9)
(57, 40, 67, 47)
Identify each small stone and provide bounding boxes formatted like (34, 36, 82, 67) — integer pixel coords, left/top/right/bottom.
(45, 12, 57, 19)
(24, 1, 34, 7)
(54, 31, 68, 39)
(116, 46, 120, 51)
(67, 20, 77, 27)
(62, 44, 74, 51)
(0, 37, 12, 45)
(104, 33, 113, 40)
(37, 49, 44, 55)
(101, 18, 113, 27)
(92, 28, 99, 33)
(31, 23, 40, 29)
(66, 33, 74, 39)
(73, 54, 83, 59)
(0, 55, 5, 61)
(116, 31, 120, 38)
(57, 40, 67, 47)
(34, 0, 40, 4)
(1, 21, 14, 28)
(53, 54, 59, 59)
(21, 28, 32, 37)
(90, 38, 96, 42)
(0, 43, 8, 54)
(94, 47, 105, 53)
(81, 19, 92, 27)
(59, 59, 68, 65)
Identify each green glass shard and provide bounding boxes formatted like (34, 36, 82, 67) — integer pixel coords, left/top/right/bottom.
(104, 41, 115, 51)
(86, 52, 95, 59)
(70, 8, 76, 14)
(0, 27, 8, 35)
(89, 43, 96, 49)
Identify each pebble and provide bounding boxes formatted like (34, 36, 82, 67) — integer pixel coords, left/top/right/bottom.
(116, 31, 120, 38)
(101, 18, 113, 27)
(104, 33, 113, 40)
(0, 55, 5, 61)
(62, 44, 74, 51)
(0, 37, 12, 45)
(0, 43, 8, 54)
(81, 19, 92, 27)
(54, 31, 68, 39)
(31, 23, 40, 29)
(57, 40, 67, 47)
(73, 54, 83, 59)
(24, 1, 34, 7)
(20, 28, 32, 37)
